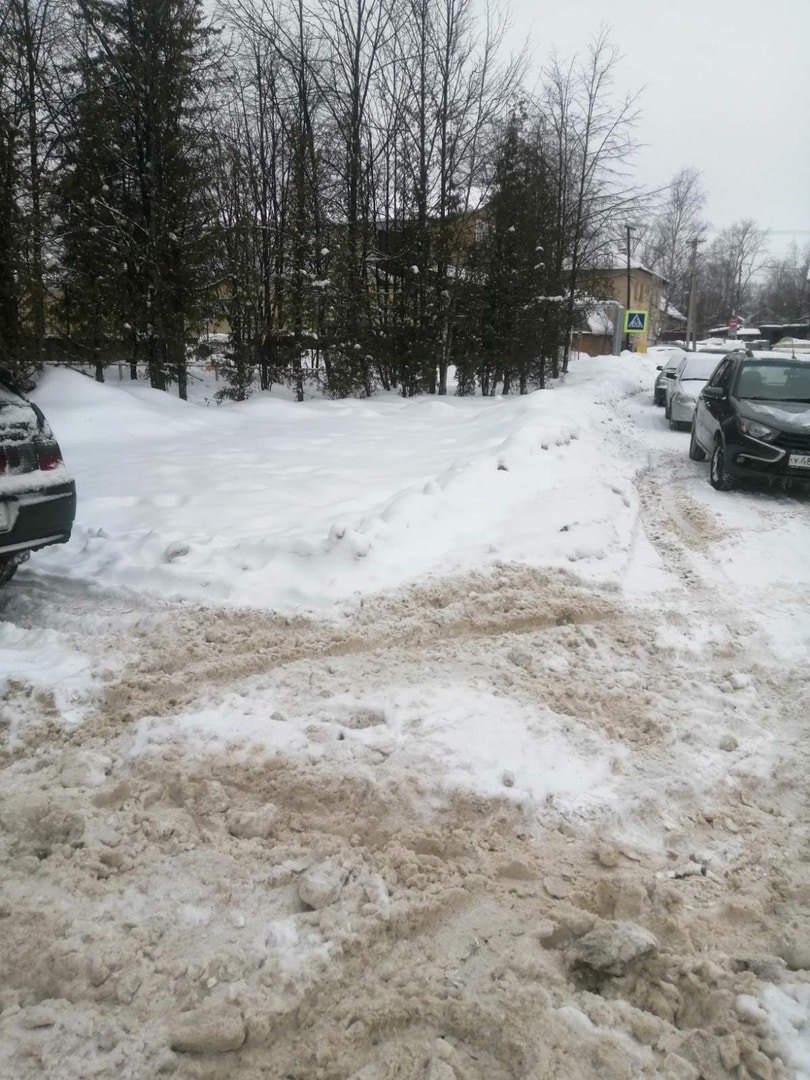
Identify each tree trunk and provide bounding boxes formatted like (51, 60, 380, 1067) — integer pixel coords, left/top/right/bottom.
(177, 362, 188, 401)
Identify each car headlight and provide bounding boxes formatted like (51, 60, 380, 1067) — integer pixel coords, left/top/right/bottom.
(737, 418, 778, 441)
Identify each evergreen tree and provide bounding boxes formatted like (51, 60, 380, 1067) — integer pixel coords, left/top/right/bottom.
(0, 41, 22, 374)
(459, 114, 565, 395)
(66, 0, 219, 396)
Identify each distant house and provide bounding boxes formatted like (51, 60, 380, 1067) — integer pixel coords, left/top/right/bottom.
(581, 260, 667, 350)
(660, 298, 687, 333)
(571, 306, 616, 357)
(758, 322, 810, 347)
(706, 324, 761, 340)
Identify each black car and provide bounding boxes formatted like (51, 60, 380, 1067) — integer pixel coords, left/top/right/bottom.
(690, 354, 810, 490)
(0, 368, 76, 584)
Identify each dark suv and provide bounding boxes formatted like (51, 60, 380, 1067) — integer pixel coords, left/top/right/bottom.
(690, 354, 810, 490)
(0, 368, 76, 584)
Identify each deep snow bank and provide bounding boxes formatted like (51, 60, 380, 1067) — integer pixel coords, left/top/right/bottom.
(31, 358, 661, 610)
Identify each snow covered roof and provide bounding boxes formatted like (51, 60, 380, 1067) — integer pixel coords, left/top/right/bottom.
(707, 325, 761, 337)
(659, 297, 686, 321)
(695, 338, 748, 352)
(586, 309, 615, 335)
(772, 337, 810, 352)
(591, 256, 667, 282)
(575, 303, 616, 335)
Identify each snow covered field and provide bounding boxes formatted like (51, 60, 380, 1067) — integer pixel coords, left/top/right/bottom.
(1, 356, 809, 1079)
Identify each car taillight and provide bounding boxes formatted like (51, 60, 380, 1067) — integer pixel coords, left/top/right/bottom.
(36, 441, 63, 470)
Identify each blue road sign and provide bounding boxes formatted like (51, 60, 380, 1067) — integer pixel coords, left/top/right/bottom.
(624, 309, 648, 333)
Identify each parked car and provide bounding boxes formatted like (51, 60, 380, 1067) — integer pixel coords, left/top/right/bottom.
(0, 367, 76, 584)
(665, 352, 723, 429)
(653, 350, 686, 406)
(690, 354, 810, 490)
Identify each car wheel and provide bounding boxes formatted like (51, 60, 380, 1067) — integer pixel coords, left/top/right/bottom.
(689, 424, 707, 461)
(669, 416, 683, 431)
(709, 442, 734, 491)
(664, 399, 671, 421)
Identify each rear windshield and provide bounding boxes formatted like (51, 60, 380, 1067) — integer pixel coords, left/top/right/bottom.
(734, 361, 810, 401)
(679, 355, 720, 380)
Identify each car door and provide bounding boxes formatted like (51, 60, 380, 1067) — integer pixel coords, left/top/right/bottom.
(696, 358, 734, 447)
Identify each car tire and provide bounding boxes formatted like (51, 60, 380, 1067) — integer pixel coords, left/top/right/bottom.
(709, 441, 734, 491)
(669, 417, 683, 431)
(0, 557, 20, 587)
(689, 424, 707, 461)
(664, 399, 671, 421)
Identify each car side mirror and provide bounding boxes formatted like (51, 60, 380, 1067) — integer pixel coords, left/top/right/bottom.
(656, 365, 663, 371)
(702, 385, 725, 400)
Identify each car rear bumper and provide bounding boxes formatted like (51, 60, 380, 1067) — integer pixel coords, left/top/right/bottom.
(0, 479, 76, 557)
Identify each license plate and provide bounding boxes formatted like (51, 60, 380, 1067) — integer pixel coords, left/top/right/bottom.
(789, 454, 810, 469)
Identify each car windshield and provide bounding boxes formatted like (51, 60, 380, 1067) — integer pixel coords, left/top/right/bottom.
(679, 355, 719, 381)
(734, 362, 810, 402)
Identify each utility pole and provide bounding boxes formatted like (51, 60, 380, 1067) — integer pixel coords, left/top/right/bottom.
(625, 224, 634, 352)
(685, 237, 705, 351)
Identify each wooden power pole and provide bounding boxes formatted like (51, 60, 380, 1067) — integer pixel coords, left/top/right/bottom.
(685, 237, 705, 351)
(625, 224, 634, 351)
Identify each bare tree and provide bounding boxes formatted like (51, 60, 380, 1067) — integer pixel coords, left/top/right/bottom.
(379, 0, 521, 395)
(641, 166, 707, 318)
(753, 241, 810, 324)
(309, 0, 394, 396)
(699, 219, 769, 328)
(1, 0, 68, 373)
(542, 29, 644, 374)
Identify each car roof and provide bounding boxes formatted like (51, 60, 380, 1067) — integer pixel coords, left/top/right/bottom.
(677, 353, 722, 375)
(736, 353, 810, 364)
(740, 351, 810, 362)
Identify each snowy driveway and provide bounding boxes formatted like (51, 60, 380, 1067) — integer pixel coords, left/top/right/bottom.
(1, 358, 809, 1079)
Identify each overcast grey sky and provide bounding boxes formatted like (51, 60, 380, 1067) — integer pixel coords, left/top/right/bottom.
(505, 0, 810, 262)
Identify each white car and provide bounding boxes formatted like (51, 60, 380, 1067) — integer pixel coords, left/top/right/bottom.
(665, 352, 724, 430)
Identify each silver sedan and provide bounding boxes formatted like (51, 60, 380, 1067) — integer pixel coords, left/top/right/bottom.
(665, 353, 724, 430)
(653, 349, 687, 406)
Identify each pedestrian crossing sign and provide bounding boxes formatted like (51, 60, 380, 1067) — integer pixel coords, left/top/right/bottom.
(623, 309, 648, 333)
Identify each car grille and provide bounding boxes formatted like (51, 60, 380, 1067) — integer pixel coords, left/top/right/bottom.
(774, 431, 810, 454)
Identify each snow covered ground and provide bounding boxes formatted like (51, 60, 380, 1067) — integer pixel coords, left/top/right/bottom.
(1, 356, 809, 1079)
(30, 362, 666, 608)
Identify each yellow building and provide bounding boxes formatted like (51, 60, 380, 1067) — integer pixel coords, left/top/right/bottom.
(584, 262, 666, 351)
